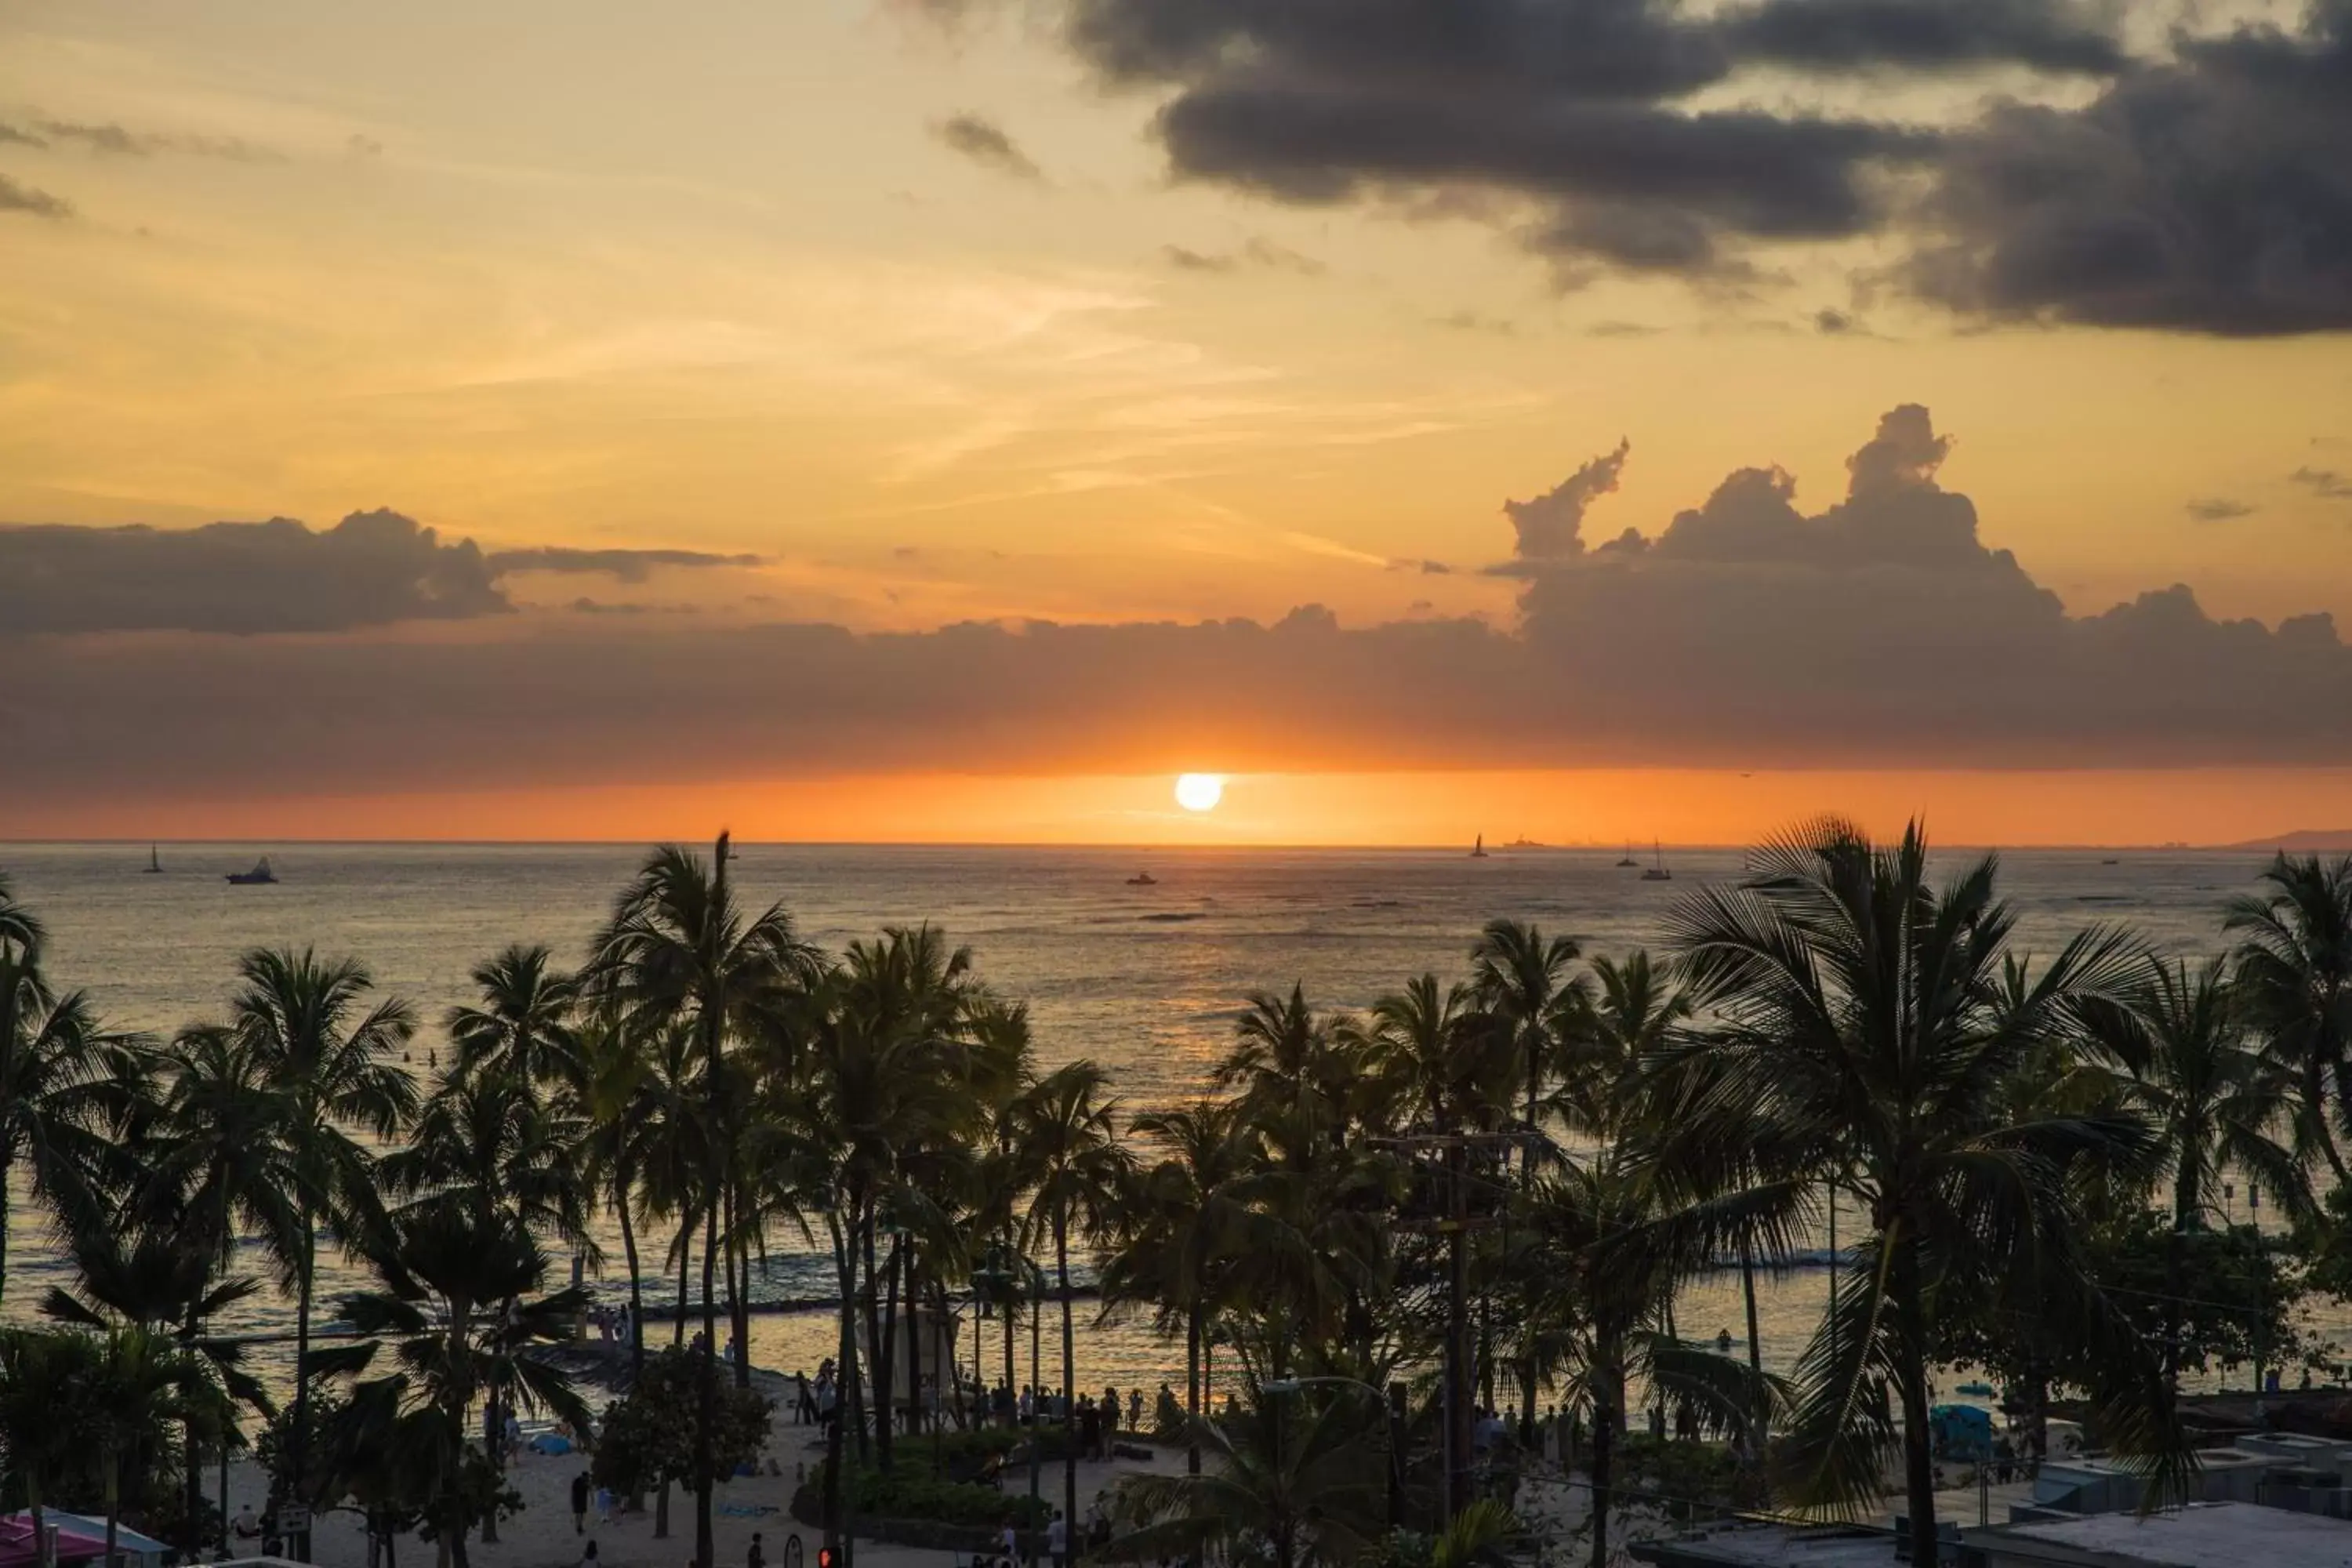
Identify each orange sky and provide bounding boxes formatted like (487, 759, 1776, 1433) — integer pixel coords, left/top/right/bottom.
(4, 2, 2351, 844)
(24, 769, 2350, 849)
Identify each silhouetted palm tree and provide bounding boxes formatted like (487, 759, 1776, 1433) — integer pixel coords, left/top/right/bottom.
(1013, 1061, 1133, 1537)
(448, 943, 583, 1092)
(586, 833, 811, 1568)
(0, 942, 149, 1302)
(1111, 1387, 1385, 1568)
(230, 946, 418, 1557)
(1657, 820, 2187, 1562)
(2227, 852, 2352, 1182)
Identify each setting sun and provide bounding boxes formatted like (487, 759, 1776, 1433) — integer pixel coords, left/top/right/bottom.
(1174, 774, 1225, 812)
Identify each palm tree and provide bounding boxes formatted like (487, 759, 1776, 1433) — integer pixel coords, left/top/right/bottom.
(0, 1327, 100, 1568)
(230, 946, 418, 1559)
(1100, 1099, 1259, 1474)
(86, 1326, 187, 1568)
(448, 944, 583, 1092)
(586, 833, 810, 1568)
(0, 941, 150, 1302)
(1012, 1061, 1134, 1538)
(1214, 986, 1356, 1158)
(2227, 853, 2352, 1183)
(1655, 819, 2187, 1563)
(0, 871, 43, 959)
(1110, 1389, 1385, 1568)
(1469, 918, 1584, 1145)
(573, 1012, 657, 1376)
(311, 1206, 594, 1568)
(386, 1063, 594, 1251)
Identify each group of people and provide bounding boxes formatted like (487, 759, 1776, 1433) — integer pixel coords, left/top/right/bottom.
(988, 1382, 1144, 1457)
(588, 1302, 636, 1347)
(789, 1359, 842, 1426)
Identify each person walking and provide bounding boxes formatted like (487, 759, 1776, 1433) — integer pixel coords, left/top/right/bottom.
(1047, 1510, 1068, 1568)
(572, 1471, 592, 1534)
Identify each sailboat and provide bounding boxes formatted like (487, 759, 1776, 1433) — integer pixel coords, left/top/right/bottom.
(1470, 834, 1489, 858)
(226, 856, 278, 885)
(1615, 842, 1639, 868)
(143, 845, 163, 874)
(1641, 840, 1671, 882)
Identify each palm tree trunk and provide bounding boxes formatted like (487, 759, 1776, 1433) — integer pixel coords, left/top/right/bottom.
(674, 1213, 693, 1347)
(1895, 1234, 1938, 1568)
(1588, 1397, 1611, 1568)
(825, 1215, 859, 1568)
(620, 1180, 646, 1379)
(293, 1210, 315, 1563)
(727, 1175, 753, 1391)
(1057, 1214, 1077, 1545)
(1185, 1299, 1203, 1475)
(0, 1155, 12, 1305)
(904, 1250, 927, 1441)
(103, 1454, 120, 1568)
(1003, 1279, 1015, 1424)
(1740, 1242, 1764, 1452)
(695, 1193, 719, 1568)
(861, 1221, 886, 1461)
(27, 1476, 45, 1568)
(877, 1232, 903, 1473)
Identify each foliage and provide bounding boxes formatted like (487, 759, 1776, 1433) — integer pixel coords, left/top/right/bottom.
(592, 1346, 773, 1496)
(807, 1456, 1051, 1530)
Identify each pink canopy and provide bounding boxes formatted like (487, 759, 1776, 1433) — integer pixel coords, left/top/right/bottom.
(0, 1517, 112, 1568)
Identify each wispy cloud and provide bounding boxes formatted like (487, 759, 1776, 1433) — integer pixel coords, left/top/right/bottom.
(1161, 237, 1326, 276)
(2292, 467, 2352, 501)
(34, 118, 278, 160)
(2185, 497, 2256, 522)
(0, 173, 73, 219)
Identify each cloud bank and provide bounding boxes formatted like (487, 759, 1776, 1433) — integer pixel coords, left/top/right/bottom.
(0, 512, 764, 634)
(919, 0, 2352, 333)
(5, 405, 2351, 810)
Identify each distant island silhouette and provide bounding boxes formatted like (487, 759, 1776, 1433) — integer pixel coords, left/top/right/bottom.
(2221, 829, 2352, 851)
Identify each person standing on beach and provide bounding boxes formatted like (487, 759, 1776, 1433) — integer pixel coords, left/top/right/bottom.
(1047, 1511, 1067, 1568)
(572, 1471, 591, 1534)
(749, 1532, 765, 1568)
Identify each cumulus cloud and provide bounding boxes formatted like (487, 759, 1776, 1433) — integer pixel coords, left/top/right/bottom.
(1501, 437, 1631, 565)
(931, 113, 1044, 181)
(7, 405, 2352, 811)
(916, 0, 2352, 333)
(0, 513, 768, 633)
(0, 172, 71, 219)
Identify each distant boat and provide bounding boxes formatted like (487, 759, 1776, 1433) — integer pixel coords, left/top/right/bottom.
(1504, 837, 1544, 850)
(143, 845, 163, 874)
(1470, 835, 1489, 859)
(1641, 841, 1671, 882)
(1126, 872, 1157, 886)
(1617, 843, 1640, 868)
(226, 857, 278, 885)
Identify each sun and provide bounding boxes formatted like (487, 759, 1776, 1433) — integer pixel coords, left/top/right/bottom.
(1174, 773, 1225, 812)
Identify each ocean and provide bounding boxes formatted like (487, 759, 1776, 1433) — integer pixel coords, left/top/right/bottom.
(0, 840, 2303, 1403)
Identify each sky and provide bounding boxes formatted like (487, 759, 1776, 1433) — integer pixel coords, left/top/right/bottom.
(2, 0, 2350, 845)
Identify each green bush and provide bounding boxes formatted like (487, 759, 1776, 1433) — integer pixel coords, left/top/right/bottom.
(809, 1455, 1052, 1530)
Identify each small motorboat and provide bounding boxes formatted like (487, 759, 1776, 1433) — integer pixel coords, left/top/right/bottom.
(226, 856, 278, 885)
(1126, 872, 1157, 886)
(143, 844, 163, 874)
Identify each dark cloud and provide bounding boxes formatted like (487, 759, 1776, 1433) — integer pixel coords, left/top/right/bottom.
(0, 172, 71, 219)
(2186, 497, 2256, 522)
(1724, 0, 2125, 76)
(1814, 307, 1856, 333)
(8, 405, 2352, 815)
(485, 546, 765, 583)
(1433, 310, 1518, 335)
(923, 0, 2352, 333)
(931, 113, 1044, 181)
(34, 120, 278, 161)
(0, 511, 506, 634)
(1161, 236, 1327, 274)
(2293, 466, 2352, 500)
(0, 122, 47, 149)
(1910, 7, 2352, 334)
(0, 514, 767, 633)
(1500, 437, 1630, 565)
